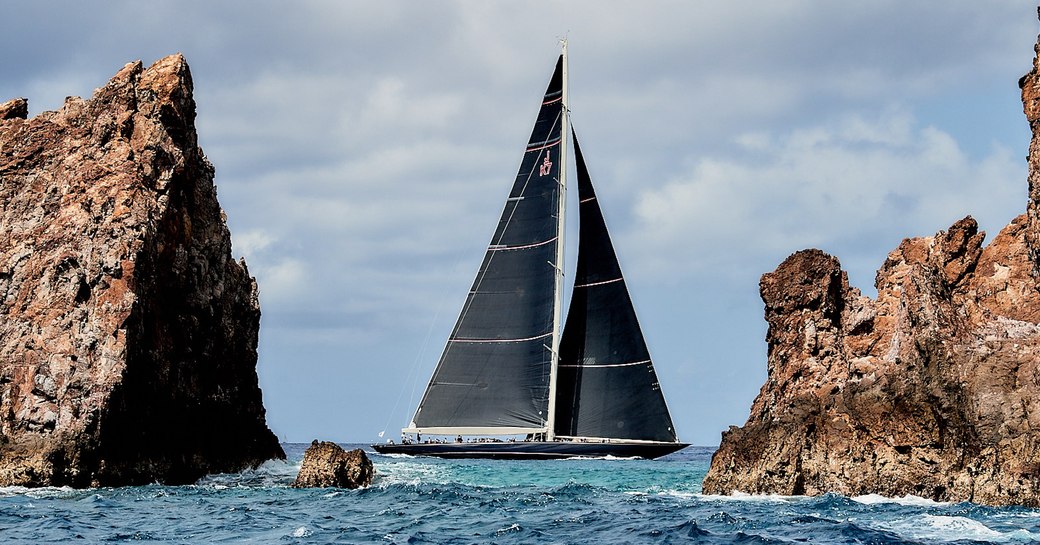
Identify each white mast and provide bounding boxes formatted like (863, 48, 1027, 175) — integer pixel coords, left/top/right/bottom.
(545, 40, 568, 442)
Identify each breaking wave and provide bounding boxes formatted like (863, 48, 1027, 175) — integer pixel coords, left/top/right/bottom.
(0, 444, 1038, 544)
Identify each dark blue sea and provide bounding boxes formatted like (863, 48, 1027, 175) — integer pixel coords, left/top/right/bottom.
(2, 444, 1039, 544)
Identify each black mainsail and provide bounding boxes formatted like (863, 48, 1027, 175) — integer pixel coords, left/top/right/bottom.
(553, 130, 678, 443)
(376, 46, 686, 460)
(407, 56, 567, 435)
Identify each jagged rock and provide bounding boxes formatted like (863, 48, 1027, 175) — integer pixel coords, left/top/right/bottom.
(703, 16, 1040, 507)
(0, 98, 27, 121)
(0, 54, 284, 487)
(292, 441, 374, 489)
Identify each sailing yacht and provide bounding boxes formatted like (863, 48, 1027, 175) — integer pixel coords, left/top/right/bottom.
(373, 44, 687, 459)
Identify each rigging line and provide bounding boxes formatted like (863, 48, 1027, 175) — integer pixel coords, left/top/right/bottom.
(383, 235, 472, 436)
(379, 251, 460, 438)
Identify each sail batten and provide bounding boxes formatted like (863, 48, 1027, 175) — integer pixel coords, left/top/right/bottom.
(559, 359, 651, 368)
(487, 236, 558, 251)
(573, 277, 623, 288)
(449, 332, 553, 344)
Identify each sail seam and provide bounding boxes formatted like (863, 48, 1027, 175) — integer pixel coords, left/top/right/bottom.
(579, 196, 596, 203)
(488, 236, 557, 252)
(449, 332, 552, 344)
(573, 277, 623, 288)
(558, 359, 651, 368)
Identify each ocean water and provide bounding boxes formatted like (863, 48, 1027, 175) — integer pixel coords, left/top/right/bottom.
(2, 444, 1040, 544)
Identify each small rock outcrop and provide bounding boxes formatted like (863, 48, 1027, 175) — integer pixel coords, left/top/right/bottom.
(0, 54, 284, 487)
(703, 18, 1040, 507)
(292, 441, 374, 489)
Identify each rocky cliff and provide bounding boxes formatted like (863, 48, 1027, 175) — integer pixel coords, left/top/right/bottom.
(703, 25, 1040, 507)
(0, 54, 284, 487)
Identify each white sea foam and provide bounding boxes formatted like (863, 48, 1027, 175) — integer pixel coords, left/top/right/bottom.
(698, 491, 803, 503)
(372, 460, 452, 488)
(923, 515, 996, 534)
(0, 486, 83, 499)
(291, 526, 312, 538)
(877, 514, 1040, 543)
(626, 489, 699, 500)
(374, 453, 416, 459)
(851, 493, 949, 507)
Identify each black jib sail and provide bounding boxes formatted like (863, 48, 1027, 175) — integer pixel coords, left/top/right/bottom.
(409, 56, 566, 434)
(553, 129, 678, 442)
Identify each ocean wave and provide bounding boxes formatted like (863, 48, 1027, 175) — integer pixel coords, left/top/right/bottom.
(851, 493, 950, 506)
(372, 460, 453, 488)
(875, 513, 1040, 543)
(698, 491, 805, 503)
(9, 447, 1039, 545)
(372, 452, 416, 459)
(193, 463, 298, 489)
(0, 485, 86, 500)
(624, 489, 699, 500)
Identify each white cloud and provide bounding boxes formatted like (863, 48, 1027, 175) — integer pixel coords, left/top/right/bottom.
(5, 1, 1037, 444)
(231, 229, 275, 258)
(629, 111, 1024, 291)
(253, 258, 307, 306)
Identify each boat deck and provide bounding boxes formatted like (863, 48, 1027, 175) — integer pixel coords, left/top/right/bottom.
(371, 440, 688, 460)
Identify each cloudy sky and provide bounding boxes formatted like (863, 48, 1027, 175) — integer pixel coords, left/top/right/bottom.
(4, 2, 1038, 445)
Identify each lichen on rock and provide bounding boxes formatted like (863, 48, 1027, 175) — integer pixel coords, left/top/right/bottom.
(703, 18, 1040, 507)
(0, 54, 284, 487)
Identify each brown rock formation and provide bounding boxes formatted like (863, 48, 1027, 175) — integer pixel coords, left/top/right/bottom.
(703, 22, 1040, 506)
(0, 54, 284, 487)
(292, 441, 374, 489)
(0, 99, 27, 121)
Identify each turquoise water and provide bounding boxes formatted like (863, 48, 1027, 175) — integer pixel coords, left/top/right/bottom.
(2, 444, 1040, 543)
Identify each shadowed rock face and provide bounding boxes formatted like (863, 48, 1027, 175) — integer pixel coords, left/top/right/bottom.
(0, 54, 284, 487)
(703, 22, 1040, 507)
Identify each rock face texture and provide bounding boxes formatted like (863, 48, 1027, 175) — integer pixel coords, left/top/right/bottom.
(0, 55, 284, 487)
(703, 27, 1040, 507)
(292, 441, 374, 489)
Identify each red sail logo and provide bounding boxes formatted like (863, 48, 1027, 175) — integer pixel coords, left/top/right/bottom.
(539, 151, 553, 176)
